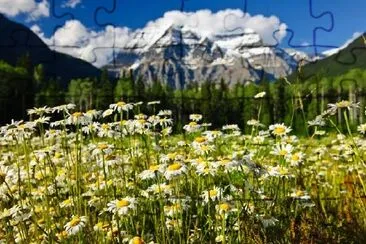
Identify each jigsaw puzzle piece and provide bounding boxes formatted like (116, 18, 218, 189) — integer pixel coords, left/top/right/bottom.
(270, 0, 337, 55)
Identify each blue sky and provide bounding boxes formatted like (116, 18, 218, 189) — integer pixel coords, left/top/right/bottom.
(1, 0, 365, 64)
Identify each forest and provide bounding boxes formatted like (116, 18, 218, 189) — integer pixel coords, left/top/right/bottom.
(1, 55, 365, 135)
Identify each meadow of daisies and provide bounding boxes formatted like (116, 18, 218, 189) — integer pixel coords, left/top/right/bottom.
(1, 95, 366, 243)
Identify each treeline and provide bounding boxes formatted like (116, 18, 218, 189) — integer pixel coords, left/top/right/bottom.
(1, 56, 366, 134)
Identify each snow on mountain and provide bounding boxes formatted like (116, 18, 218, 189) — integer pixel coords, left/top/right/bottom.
(107, 24, 311, 88)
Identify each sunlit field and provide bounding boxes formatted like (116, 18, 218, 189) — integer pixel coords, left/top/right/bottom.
(1, 96, 366, 243)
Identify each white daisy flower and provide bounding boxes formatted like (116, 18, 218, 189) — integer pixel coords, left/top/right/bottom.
(189, 114, 203, 122)
(64, 215, 88, 236)
(269, 123, 291, 136)
(107, 197, 137, 216)
(164, 162, 187, 180)
(201, 186, 224, 203)
(271, 143, 294, 157)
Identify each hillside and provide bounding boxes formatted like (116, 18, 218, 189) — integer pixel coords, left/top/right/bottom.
(0, 14, 100, 86)
(289, 34, 366, 80)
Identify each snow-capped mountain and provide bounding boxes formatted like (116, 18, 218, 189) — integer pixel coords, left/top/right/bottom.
(106, 25, 311, 88)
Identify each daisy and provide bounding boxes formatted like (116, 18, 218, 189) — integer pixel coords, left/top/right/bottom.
(66, 112, 88, 125)
(286, 152, 305, 166)
(166, 219, 182, 230)
(308, 115, 326, 127)
(159, 117, 173, 128)
(222, 124, 240, 131)
(269, 123, 291, 136)
(328, 100, 359, 111)
(102, 109, 114, 118)
(164, 201, 186, 217)
(247, 119, 264, 127)
(189, 114, 203, 122)
(157, 110, 172, 116)
(60, 198, 74, 208)
(51, 104, 76, 114)
(254, 91, 266, 98)
(271, 143, 293, 157)
(110, 101, 134, 113)
(93, 221, 109, 232)
(64, 215, 88, 236)
(84, 109, 101, 120)
(138, 164, 165, 180)
(358, 123, 366, 134)
(201, 186, 224, 203)
(183, 121, 201, 133)
(129, 236, 145, 244)
(107, 197, 137, 216)
(147, 183, 173, 196)
(27, 106, 52, 116)
(215, 202, 235, 217)
(164, 162, 187, 180)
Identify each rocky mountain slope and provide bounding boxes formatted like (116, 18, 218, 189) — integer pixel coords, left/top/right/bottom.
(106, 25, 310, 88)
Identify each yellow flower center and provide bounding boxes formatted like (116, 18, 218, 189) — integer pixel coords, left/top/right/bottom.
(62, 199, 72, 205)
(167, 153, 176, 160)
(291, 154, 300, 161)
(116, 199, 130, 208)
(117, 101, 126, 107)
(149, 165, 160, 171)
(101, 124, 110, 130)
(279, 168, 288, 175)
(188, 121, 197, 126)
(274, 127, 286, 134)
(295, 190, 304, 197)
(69, 216, 81, 227)
(219, 203, 230, 212)
(98, 144, 108, 150)
(131, 236, 144, 244)
(72, 112, 82, 118)
(167, 163, 182, 171)
(336, 100, 350, 108)
(195, 137, 206, 143)
(209, 189, 218, 197)
(279, 150, 287, 156)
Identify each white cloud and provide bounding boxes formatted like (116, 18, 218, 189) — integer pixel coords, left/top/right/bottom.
(0, 0, 49, 21)
(142, 9, 287, 45)
(61, 0, 81, 9)
(31, 9, 288, 67)
(322, 32, 363, 56)
(34, 20, 132, 67)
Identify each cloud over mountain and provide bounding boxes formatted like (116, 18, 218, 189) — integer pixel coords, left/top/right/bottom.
(32, 9, 288, 67)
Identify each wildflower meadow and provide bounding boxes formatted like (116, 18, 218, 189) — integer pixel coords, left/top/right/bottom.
(1, 96, 366, 243)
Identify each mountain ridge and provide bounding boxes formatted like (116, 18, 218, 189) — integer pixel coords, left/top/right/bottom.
(107, 25, 310, 88)
(0, 14, 101, 86)
(289, 33, 366, 80)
